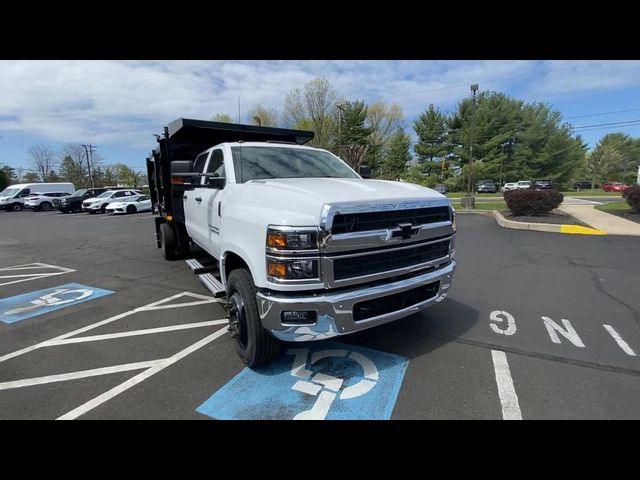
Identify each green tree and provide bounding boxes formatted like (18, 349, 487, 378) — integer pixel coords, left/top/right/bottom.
(58, 155, 88, 187)
(379, 127, 412, 180)
(587, 143, 623, 188)
(339, 100, 372, 146)
(595, 133, 637, 183)
(1, 164, 16, 185)
(0, 168, 8, 190)
(23, 172, 40, 182)
(212, 113, 235, 123)
(413, 104, 449, 163)
(447, 91, 586, 188)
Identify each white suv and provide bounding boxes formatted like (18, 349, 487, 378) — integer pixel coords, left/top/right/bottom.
(516, 180, 532, 189)
(24, 192, 71, 211)
(82, 190, 144, 213)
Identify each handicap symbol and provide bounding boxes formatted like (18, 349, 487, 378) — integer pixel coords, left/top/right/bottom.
(4, 288, 94, 316)
(287, 348, 379, 420)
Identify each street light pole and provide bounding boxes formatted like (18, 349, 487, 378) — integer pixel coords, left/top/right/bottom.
(82, 144, 97, 189)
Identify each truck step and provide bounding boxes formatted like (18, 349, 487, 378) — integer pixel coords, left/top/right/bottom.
(198, 273, 226, 298)
(186, 258, 220, 275)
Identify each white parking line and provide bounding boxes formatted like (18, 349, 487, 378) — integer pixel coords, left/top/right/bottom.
(603, 325, 637, 356)
(57, 327, 228, 420)
(0, 262, 76, 287)
(0, 359, 162, 391)
(0, 291, 217, 364)
(49, 319, 228, 346)
(491, 350, 522, 420)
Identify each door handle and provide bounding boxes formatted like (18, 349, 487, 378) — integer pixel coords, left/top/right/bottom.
(195, 197, 202, 203)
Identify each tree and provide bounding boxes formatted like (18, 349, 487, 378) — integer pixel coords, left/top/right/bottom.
(1, 164, 16, 184)
(379, 127, 412, 180)
(23, 172, 40, 182)
(28, 144, 56, 182)
(587, 143, 623, 188)
(283, 77, 337, 149)
(595, 133, 637, 183)
(413, 104, 449, 163)
(247, 104, 278, 127)
(0, 168, 8, 191)
(58, 155, 88, 187)
(366, 101, 404, 148)
(211, 113, 234, 123)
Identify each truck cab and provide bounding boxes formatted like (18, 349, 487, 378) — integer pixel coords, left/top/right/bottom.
(147, 119, 457, 367)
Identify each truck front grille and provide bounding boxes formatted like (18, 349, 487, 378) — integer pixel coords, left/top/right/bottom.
(332, 239, 450, 281)
(331, 206, 450, 234)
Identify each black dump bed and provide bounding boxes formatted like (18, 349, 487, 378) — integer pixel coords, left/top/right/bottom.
(146, 118, 313, 222)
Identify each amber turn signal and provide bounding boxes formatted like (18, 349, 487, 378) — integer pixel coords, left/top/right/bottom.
(267, 261, 287, 277)
(267, 233, 287, 248)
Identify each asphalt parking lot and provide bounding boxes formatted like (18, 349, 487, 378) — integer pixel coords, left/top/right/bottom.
(1, 209, 639, 419)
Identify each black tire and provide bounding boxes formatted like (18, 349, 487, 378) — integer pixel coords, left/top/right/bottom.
(160, 223, 178, 260)
(11, 203, 22, 212)
(100, 203, 108, 214)
(41, 202, 52, 212)
(126, 205, 136, 214)
(175, 222, 191, 258)
(73, 205, 82, 213)
(227, 269, 280, 367)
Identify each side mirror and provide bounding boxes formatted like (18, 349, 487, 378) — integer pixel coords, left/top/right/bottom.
(359, 165, 371, 179)
(171, 160, 194, 176)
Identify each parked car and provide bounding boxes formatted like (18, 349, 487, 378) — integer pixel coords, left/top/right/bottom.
(24, 192, 71, 211)
(476, 179, 497, 193)
(0, 182, 75, 211)
(54, 188, 109, 213)
(532, 180, 555, 190)
(501, 182, 518, 192)
(432, 184, 448, 194)
(516, 180, 532, 189)
(573, 181, 596, 190)
(105, 195, 152, 214)
(82, 189, 144, 213)
(603, 181, 628, 193)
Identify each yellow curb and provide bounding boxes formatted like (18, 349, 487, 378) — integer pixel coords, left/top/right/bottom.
(559, 225, 607, 235)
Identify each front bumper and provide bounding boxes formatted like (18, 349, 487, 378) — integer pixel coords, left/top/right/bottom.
(257, 260, 456, 342)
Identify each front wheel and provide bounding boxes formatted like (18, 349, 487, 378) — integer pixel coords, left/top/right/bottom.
(41, 202, 52, 211)
(227, 269, 280, 367)
(11, 203, 22, 212)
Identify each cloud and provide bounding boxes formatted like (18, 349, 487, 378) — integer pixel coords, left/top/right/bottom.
(0, 60, 637, 153)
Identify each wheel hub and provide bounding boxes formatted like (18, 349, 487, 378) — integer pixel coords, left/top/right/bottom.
(227, 292, 247, 347)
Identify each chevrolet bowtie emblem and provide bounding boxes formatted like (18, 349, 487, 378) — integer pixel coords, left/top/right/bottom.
(391, 223, 420, 240)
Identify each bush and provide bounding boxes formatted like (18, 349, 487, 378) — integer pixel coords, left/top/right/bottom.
(623, 185, 640, 212)
(504, 189, 564, 216)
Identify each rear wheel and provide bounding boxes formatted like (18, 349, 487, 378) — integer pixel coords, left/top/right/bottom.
(41, 202, 52, 211)
(126, 205, 137, 214)
(227, 268, 280, 367)
(160, 223, 178, 260)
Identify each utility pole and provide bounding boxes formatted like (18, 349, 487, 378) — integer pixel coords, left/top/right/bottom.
(468, 84, 479, 195)
(82, 144, 97, 189)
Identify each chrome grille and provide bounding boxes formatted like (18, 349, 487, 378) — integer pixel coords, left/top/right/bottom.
(331, 206, 450, 234)
(332, 239, 450, 281)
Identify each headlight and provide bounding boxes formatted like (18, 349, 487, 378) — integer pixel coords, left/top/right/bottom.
(266, 226, 318, 251)
(267, 258, 319, 280)
(60, 199, 67, 204)
(450, 205, 456, 232)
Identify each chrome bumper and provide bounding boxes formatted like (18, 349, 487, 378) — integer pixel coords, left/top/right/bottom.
(257, 260, 456, 342)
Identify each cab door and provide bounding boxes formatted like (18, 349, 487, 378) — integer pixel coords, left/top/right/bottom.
(183, 151, 211, 247)
(198, 148, 226, 258)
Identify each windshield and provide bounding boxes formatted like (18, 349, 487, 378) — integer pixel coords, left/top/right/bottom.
(70, 189, 88, 198)
(1, 188, 20, 197)
(231, 146, 359, 183)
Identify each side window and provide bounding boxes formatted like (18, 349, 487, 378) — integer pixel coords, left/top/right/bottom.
(206, 150, 225, 177)
(113, 191, 126, 198)
(193, 152, 209, 174)
(19, 189, 31, 197)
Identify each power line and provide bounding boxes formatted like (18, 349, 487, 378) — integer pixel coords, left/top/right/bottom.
(565, 107, 640, 119)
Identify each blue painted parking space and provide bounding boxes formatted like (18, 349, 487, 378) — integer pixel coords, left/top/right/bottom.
(197, 341, 409, 420)
(0, 283, 115, 324)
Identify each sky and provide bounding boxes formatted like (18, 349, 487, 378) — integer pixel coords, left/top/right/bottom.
(2, 60, 640, 173)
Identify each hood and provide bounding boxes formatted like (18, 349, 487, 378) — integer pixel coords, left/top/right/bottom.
(231, 178, 448, 226)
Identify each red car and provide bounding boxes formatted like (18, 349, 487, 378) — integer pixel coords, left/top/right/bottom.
(603, 182, 628, 192)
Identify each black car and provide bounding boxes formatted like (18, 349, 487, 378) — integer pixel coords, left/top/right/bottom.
(53, 188, 108, 213)
(573, 181, 597, 190)
(532, 180, 555, 190)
